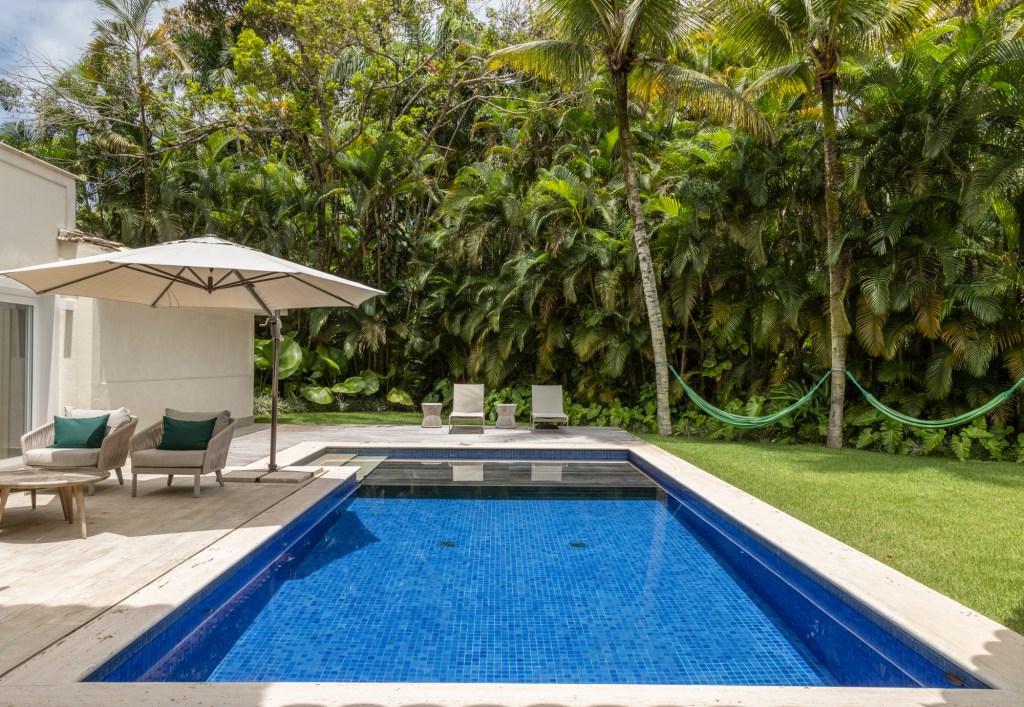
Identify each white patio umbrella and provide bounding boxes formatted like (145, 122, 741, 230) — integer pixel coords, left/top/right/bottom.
(0, 236, 383, 471)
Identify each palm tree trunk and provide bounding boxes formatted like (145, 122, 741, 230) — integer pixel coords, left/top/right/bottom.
(136, 52, 151, 246)
(821, 74, 849, 448)
(611, 70, 672, 436)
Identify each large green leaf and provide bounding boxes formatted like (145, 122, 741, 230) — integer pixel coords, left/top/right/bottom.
(359, 374, 381, 396)
(332, 376, 368, 395)
(315, 345, 342, 373)
(387, 387, 414, 406)
(277, 337, 304, 379)
(951, 435, 972, 462)
(254, 339, 273, 370)
(299, 384, 334, 405)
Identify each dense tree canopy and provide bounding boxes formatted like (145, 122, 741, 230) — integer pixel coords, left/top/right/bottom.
(3, 0, 1024, 459)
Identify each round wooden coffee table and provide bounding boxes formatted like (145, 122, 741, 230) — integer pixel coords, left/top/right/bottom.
(0, 468, 110, 539)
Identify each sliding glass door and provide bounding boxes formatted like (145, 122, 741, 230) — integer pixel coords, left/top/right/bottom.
(0, 301, 32, 459)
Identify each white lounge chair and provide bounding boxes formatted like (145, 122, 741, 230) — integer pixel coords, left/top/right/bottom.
(532, 385, 569, 430)
(449, 384, 485, 432)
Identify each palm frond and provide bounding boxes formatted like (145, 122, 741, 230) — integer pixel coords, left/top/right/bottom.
(743, 61, 814, 99)
(620, 0, 706, 55)
(720, 0, 804, 65)
(487, 40, 596, 85)
(628, 59, 773, 141)
(535, 0, 616, 42)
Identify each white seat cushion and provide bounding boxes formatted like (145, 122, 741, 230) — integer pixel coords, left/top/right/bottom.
(64, 406, 132, 434)
(132, 448, 207, 469)
(25, 447, 101, 468)
(533, 413, 569, 421)
(165, 409, 231, 437)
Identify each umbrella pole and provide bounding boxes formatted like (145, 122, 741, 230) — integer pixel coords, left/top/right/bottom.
(269, 313, 281, 472)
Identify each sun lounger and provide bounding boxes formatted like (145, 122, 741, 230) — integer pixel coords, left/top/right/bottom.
(449, 384, 485, 432)
(532, 385, 569, 430)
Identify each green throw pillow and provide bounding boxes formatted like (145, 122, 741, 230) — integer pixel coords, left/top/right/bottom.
(157, 416, 217, 451)
(50, 414, 110, 449)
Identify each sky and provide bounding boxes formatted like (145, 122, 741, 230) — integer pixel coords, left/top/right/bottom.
(0, 0, 502, 73)
(0, 0, 185, 73)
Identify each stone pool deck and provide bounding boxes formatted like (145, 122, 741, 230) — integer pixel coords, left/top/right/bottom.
(0, 423, 1022, 706)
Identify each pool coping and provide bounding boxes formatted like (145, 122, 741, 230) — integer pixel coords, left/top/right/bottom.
(1, 436, 1023, 706)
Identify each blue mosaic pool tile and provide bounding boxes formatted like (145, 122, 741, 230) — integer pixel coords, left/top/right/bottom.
(89, 447, 986, 689)
(206, 496, 836, 685)
(304, 447, 630, 463)
(88, 476, 358, 682)
(631, 453, 985, 689)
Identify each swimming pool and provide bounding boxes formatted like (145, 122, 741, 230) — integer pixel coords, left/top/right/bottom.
(86, 450, 986, 688)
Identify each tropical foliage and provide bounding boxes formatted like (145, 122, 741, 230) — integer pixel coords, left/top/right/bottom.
(3, 0, 1024, 459)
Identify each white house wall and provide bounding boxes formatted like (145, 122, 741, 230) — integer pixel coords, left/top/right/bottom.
(0, 144, 75, 269)
(0, 144, 254, 457)
(0, 144, 73, 435)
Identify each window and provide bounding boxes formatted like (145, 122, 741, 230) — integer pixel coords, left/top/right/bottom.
(0, 301, 32, 459)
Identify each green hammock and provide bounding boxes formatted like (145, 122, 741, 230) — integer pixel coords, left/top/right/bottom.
(844, 372, 1024, 429)
(668, 366, 831, 429)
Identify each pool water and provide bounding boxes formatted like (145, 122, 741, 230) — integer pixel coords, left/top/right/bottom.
(206, 483, 835, 684)
(90, 454, 983, 687)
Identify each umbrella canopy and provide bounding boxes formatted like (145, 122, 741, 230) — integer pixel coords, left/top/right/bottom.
(0, 235, 380, 312)
(1, 236, 384, 471)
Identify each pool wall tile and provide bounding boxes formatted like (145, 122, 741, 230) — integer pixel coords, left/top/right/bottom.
(305, 448, 631, 463)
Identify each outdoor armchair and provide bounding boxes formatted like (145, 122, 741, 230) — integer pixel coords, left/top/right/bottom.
(449, 384, 485, 432)
(22, 407, 138, 485)
(531, 385, 569, 430)
(130, 410, 236, 498)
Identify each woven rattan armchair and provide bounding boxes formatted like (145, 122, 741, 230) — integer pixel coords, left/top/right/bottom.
(21, 415, 139, 485)
(129, 417, 236, 498)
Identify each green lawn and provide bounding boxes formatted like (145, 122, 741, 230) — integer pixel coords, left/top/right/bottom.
(256, 411, 1024, 634)
(256, 410, 423, 426)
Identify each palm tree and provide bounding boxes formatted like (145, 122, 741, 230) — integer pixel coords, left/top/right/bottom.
(86, 0, 192, 245)
(721, 0, 934, 446)
(488, 0, 771, 435)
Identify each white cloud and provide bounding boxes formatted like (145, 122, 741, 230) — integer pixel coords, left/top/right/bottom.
(0, 0, 184, 72)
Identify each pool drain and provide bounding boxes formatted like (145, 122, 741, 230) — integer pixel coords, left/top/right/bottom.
(569, 542, 586, 548)
(439, 540, 457, 547)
